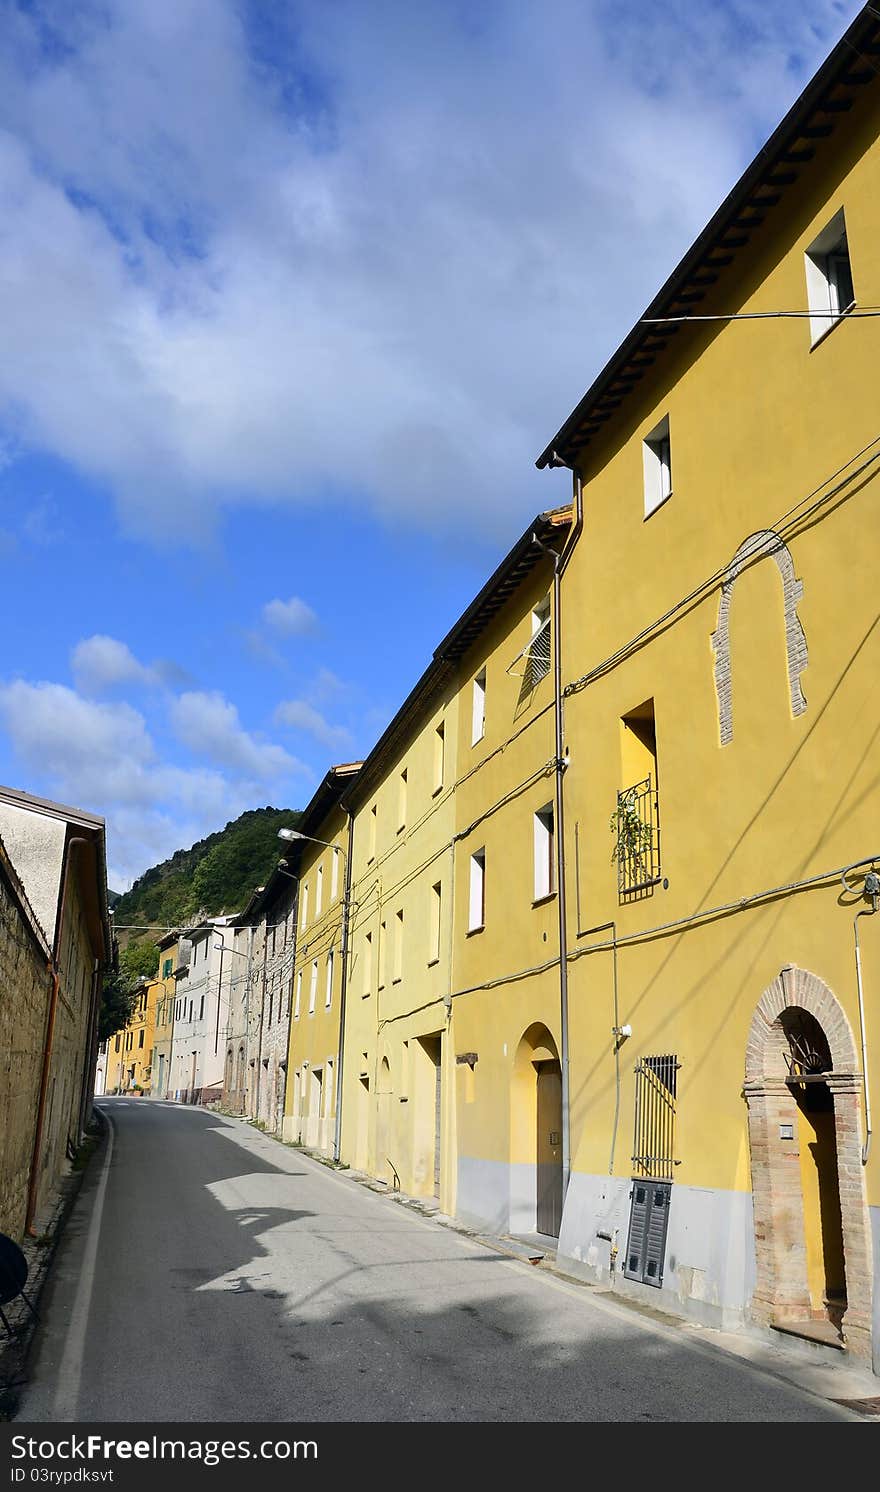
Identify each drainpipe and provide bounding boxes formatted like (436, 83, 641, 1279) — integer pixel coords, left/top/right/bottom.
(333, 809, 356, 1162)
(534, 464, 584, 1208)
(26, 835, 88, 1235)
(852, 874, 877, 1166)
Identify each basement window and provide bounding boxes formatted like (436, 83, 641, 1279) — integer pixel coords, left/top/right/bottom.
(643, 415, 672, 518)
(805, 208, 855, 345)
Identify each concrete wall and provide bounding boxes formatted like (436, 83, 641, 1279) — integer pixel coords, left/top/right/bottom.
(0, 802, 65, 947)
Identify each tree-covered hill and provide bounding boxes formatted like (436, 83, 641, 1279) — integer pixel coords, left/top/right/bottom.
(111, 805, 302, 932)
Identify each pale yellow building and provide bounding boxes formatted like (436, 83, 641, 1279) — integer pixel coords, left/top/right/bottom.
(339, 660, 459, 1204)
(283, 765, 360, 1153)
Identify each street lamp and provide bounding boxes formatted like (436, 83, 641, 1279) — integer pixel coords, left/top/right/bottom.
(277, 825, 352, 1161)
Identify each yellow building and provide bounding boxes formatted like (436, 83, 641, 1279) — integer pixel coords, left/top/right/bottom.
(283, 765, 361, 1153)
(110, 975, 158, 1095)
(520, 6, 880, 1367)
(448, 511, 570, 1235)
(339, 655, 460, 1205)
(150, 934, 178, 1101)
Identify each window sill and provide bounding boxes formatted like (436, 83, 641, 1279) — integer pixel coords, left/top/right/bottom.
(810, 301, 855, 352)
(427, 957, 440, 968)
(532, 892, 557, 909)
(466, 925, 484, 937)
(432, 785, 443, 798)
(392, 977, 402, 985)
(362, 992, 371, 1000)
(397, 825, 405, 835)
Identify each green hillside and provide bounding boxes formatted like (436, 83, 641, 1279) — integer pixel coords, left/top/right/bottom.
(112, 805, 302, 933)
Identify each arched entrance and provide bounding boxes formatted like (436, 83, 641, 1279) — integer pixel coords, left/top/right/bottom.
(511, 1024, 563, 1238)
(744, 965, 872, 1359)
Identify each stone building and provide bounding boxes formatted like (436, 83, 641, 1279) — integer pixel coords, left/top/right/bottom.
(0, 785, 111, 1236)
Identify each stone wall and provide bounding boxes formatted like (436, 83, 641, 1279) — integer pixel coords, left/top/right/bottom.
(0, 838, 52, 1240)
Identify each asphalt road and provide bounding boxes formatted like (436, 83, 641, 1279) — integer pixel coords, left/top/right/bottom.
(17, 1099, 858, 1423)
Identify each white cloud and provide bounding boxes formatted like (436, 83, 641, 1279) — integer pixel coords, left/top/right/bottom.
(0, 677, 306, 888)
(72, 634, 158, 695)
(171, 689, 307, 779)
(0, 1, 855, 540)
(261, 596, 318, 637)
(274, 698, 353, 753)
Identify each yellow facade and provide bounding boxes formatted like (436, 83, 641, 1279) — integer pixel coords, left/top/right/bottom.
(523, 30, 880, 1360)
(284, 769, 359, 1153)
(340, 677, 460, 1205)
(450, 540, 569, 1235)
(110, 977, 158, 1095)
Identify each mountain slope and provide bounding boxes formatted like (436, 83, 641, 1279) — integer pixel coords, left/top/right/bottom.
(112, 805, 302, 931)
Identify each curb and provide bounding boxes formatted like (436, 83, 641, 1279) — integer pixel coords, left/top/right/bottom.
(0, 1108, 106, 1420)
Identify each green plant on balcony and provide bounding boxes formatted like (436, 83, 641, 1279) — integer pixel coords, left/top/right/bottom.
(610, 785, 654, 877)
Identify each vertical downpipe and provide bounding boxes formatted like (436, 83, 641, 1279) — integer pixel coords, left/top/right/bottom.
(333, 810, 355, 1162)
(553, 469, 583, 1214)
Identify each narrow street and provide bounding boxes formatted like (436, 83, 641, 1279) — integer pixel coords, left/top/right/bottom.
(17, 1101, 858, 1423)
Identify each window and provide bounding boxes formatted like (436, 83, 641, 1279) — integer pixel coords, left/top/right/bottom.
(309, 959, 318, 1015)
(325, 950, 334, 1009)
(643, 415, 672, 517)
(115, 1036, 121, 1053)
(471, 669, 486, 745)
(616, 700, 660, 897)
(369, 804, 377, 861)
(805, 208, 854, 344)
(526, 596, 552, 687)
(363, 931, 373, 998)
(393, 909, 404, 983)
(379, 920, 387, 989)
(433, 721, 445, 794)
(533, 804, 555, 901)
(294, 970, 302, 1019)
(139, 1029, 145, 1048)
(468, 849, 485, 932)
(429, 881, 442, 964)
(331, 848, 339, 901)
(188, 1000, 193, 1022)
(316, 864, 323, 919)
(199, 996, 204, 1020)
(398, 768, 407, 832)
(301, 882, 309, 931)
(162, 957, 173, 978)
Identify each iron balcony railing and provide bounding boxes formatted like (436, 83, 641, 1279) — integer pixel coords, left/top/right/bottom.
(613, 775, 661, 897)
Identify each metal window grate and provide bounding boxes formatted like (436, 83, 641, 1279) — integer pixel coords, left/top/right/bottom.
(614, 776, 660, 896)
(631, 1054, 679, 1182)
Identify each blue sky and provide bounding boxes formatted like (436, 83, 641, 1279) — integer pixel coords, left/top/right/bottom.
(0, 0, 858, 888)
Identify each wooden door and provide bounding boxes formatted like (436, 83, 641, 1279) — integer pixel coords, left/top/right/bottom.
(536, 1060, 563, 1237)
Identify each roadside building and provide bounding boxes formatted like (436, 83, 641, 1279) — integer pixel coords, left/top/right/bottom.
(529, 5, 880, 1368)
(445, 510, 571, 1235)
(339, 665, 458, 1203)
(0, 784, 111, 1234)
(150, 933, 179, 1101)
(108, 977, 157, 1094)
(282, 765, 360, 1155)
(219, 915, 257, 1117)
(168, 917, 237, 1105)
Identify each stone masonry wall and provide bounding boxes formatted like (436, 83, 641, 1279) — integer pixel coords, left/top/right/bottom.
(0, 842, 51, 1240)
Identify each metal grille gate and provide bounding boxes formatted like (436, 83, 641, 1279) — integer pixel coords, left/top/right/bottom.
(625, 1055, 679, 1287)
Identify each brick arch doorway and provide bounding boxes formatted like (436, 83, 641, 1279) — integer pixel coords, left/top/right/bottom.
(743, 965, 872, 1361)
